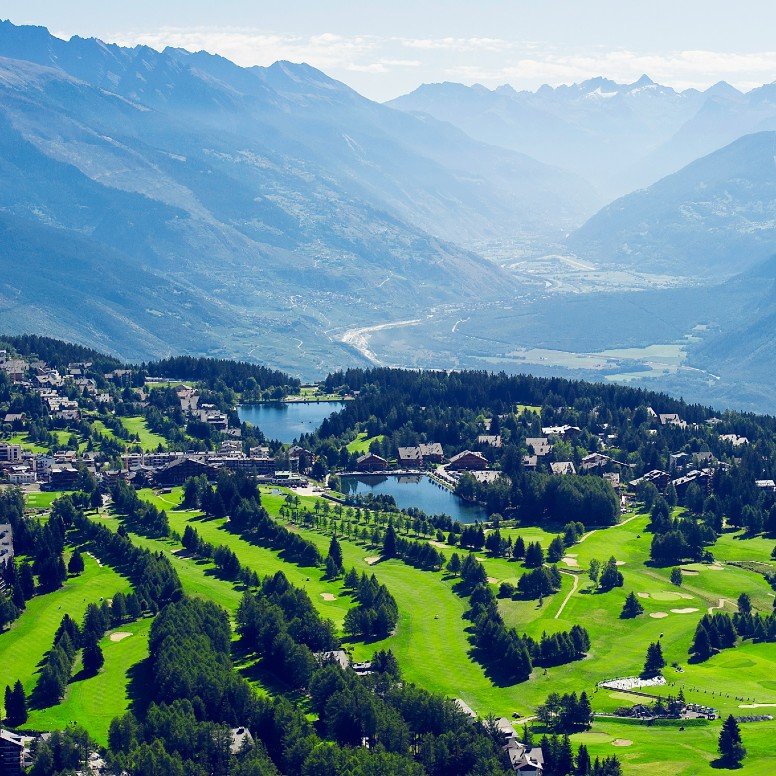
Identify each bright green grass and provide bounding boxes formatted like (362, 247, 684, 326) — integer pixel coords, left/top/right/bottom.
(346, 432, 385, 454)
(27, 617, 152, 746)
(0, 555, 131, 695)
(120, 416, 167, 451)
(6, 432, 48, 453)
(25, 491, 74, 510)
(129, 486, 776, 771)
(574, 716, 776, 776)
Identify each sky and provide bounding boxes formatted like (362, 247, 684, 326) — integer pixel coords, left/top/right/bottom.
(4, 1, 776, 101)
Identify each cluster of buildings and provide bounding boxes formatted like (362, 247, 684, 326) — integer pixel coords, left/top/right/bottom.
(0, 443, 92, 489)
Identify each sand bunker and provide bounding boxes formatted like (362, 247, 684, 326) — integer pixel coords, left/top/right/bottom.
(649, 612, 669, 619)
(671, 607, 699, 614)
(487, 577, 499, 584)
(612, 739, 633, 747)
(320, 593, 336, 601)
(680, 568, 699, 576)
(562, 556, 579, 567)
(365, 557, 380, 565)
(637, 592, 650, 598)
(679, 593, 694, 599)
(615, 560, 626, 566)
(110, 632, 132, 642)
(739, 703, 776, 709)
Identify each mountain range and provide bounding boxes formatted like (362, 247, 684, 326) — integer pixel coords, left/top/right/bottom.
(2, 20, 776, 410)
(389, 76, 776, 198)
(0, 20, 594, 371)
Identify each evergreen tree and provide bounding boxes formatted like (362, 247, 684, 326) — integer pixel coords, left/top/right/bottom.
(382, 520, 397, 558)
(68, 550, 85, 575)
(642, 641, 666, 677)
(691, 623, 713, 661)
(524, 542, 544, 568)
(82, 634, 105, 676)
(327, 535, 343, 573)
(5, 680, 27, 726)
(718, 715, 746, 765)
(576, 743, 592, 776)
(670, 567, 683, 586)
(737, 592, 752, 615)
(513, 535, 526, 559)
(621, 592, 644, 618)
(447, 552, 462, 575)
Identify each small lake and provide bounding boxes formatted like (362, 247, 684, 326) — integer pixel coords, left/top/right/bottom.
(340, 474, 488, 524)
(238, 401, 345, 443)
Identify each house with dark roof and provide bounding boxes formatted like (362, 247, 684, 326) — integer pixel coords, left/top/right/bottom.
(356, 453, 388, 472)
(448, 451, 489, 471)
(0, 729, 24, 775)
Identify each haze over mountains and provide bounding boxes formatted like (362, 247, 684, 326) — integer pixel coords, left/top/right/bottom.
(0, 20, 775, 410)
(389, 76, 776, 198)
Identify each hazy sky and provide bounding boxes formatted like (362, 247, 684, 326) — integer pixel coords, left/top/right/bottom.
(4, 1, 776, 100)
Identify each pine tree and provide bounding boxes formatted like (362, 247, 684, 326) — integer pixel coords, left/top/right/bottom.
(691, 623, 713, 661)
(513, 535, 526, 559)
(621, 592, 644, 618)
(327, 535, 343, 572)
(447, 552, 462, 575)
(670, 567, 683, 586)
(68, 550, 85, 575)
(576, 743, 592, 776)
(382, 520, 397, 558)
(642, 641, 665, 677)
(7, 680, 27, 726)
(82, 635, 105, 676)
(718, 714, 746, 765)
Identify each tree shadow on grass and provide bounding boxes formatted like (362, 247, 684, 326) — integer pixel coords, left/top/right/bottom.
(126, 656, 154, 717)
(710, 757, 743, 770)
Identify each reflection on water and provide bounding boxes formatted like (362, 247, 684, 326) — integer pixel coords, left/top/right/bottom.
(340, 474, 487, 524)
(238, 402, 345, 444)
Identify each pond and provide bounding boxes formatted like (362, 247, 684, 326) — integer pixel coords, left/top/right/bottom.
(339, 474, 488, 524)
(238, 401, 345, 444)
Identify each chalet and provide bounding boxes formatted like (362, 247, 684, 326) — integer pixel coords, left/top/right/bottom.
(659, 413, 686, 428)
(155, 456, 221, 485)
(0, 359, 27, 382)
(720, 434, 748, 447)
(755, 479, 776, 492)
(525, 438, 551, 457)
(470, 470, 503, 484)
(521, 455, 538, 470)
(0, 729, 24, 775)
(603, 472, 621, 489)
(478, 434, 502, 448)
(693, 451, 715, 467)
(3, 413, 25, 427)
(356, 453, 387, 472)
(448, 450, 489, 471)
(629, 469, 670, 491)
(288, 446, 314, 472)
(397, 446, 424, 468)
(541, 425, 580, 439)
(497, 719, 544, 775)
(580, 452, 610, 472)
(418, 442, 444, 463)
(669, 452, 691, 471)
(49, 465, 80, 490)
(550, 461, 576, 476)
(671, 469, 711, 498)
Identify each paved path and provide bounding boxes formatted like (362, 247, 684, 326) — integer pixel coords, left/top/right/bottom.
(708, 597, 732, 614)
(555, 570, 580, 619)
(578, 512, 643, 544)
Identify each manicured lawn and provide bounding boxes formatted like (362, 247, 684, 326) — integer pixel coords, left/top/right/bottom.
(126, 487, 776, 772)
(120, 416, 167, 451)
(0, 555, 131, 695)
(346, 432, 385, 454)
(27, 617, 152, 746)
(25, 491, 74, 510)
(6, 432, 48, 453)
(573, 717, 776, 776)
